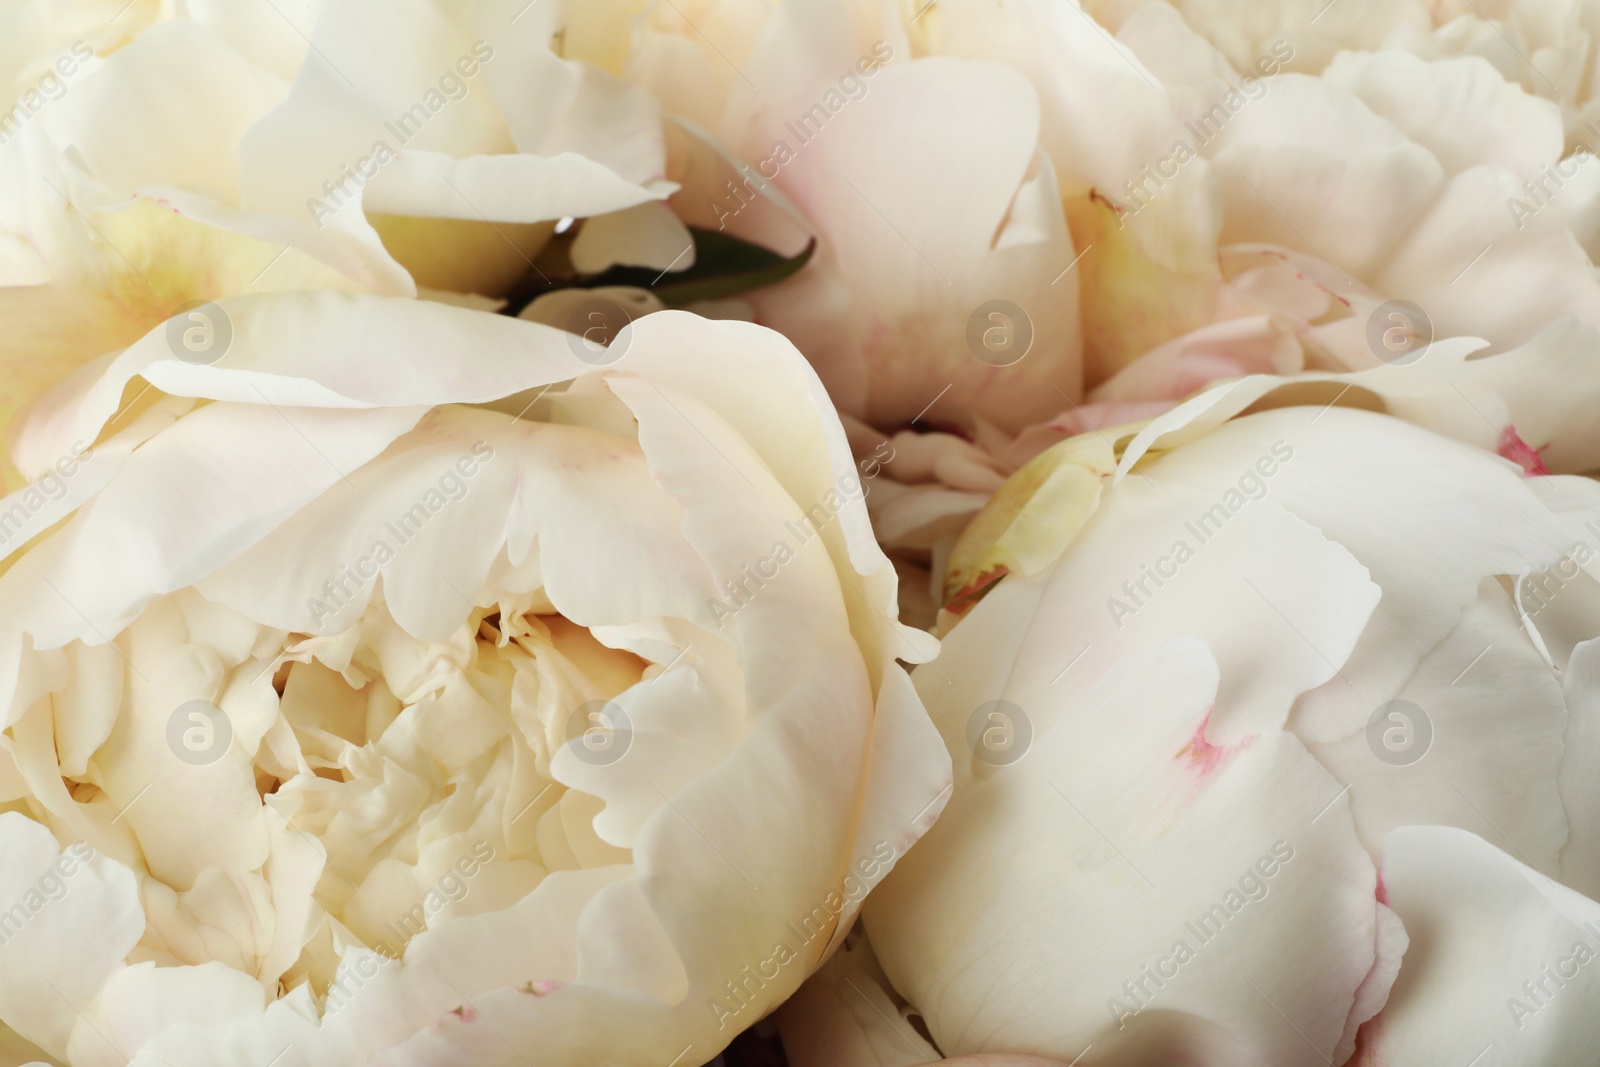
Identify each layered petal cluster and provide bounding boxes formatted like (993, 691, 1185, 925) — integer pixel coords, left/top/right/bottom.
(571, 0, 1600, 450)
(0, 0, 686, 484)
(604, 0, 1087, 430)
(855, 354, 1600, 1064)
(1118, 0, 1600, 141)
(1061, 0, 1600, 383)
(0, 296, 949, 1067)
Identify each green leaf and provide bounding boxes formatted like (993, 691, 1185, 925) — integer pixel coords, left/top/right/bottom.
(503, 226, 815, 316)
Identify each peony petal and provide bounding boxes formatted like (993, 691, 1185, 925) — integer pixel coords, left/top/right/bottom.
(1372, 165, 1600, 351)
(1303, 577, 1570, 881)
(962, 421, 1379, 742)
(1559, 637, 1600, 899)
(777, 934, 941, 1067)
(1142, 407, 1572, 742)
(1356, 826, 1600, 1065)
(0, 401, 424, 663)
(867, 639, 1385, 1067)
(1205, 73, 1444, 278)
(13, 291, 590, 478)
(569, 200, 694, 273)
(0, 815, 143, 1059)
(40, 22, 283, 209)
(735, 56, 1081, 430)
(1322, 51, 1563, 179)
(194, 405, 714, 641)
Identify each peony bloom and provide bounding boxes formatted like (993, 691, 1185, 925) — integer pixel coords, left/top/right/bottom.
(1118, 0, 1600, 142)
(0, 0, 688, 484)
(1079, 1, 1600, 377)
(849, 343, 1600, 1064)
(579, 0, 1600, 449)
(0, 295, 949, 1066)
(603, 0, 1086, 431)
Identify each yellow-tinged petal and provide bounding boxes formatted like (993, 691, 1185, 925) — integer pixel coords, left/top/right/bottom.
(0, 195, 361, 486)
(1068, 190, 1222, 389)
(942, 430, 1122, 611)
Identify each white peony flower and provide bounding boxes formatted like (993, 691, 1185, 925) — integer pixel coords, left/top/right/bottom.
(0, 294, 949, 1066)
(850, 345, 1600, 1064)
(0, 0, 689, 485)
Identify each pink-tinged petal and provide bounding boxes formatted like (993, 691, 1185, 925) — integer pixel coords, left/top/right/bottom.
(1111, 326, 1600, 477)
(1448, 320, 1600, 474)
(1499, 425, 1551, 476)
(1090, 314, 1303, 405)
(1336, 901, 1407, 1064)
(737, 57, 1081, 431)
(866, 640, 1387, 1067)
(965, 413, 1381, 744)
